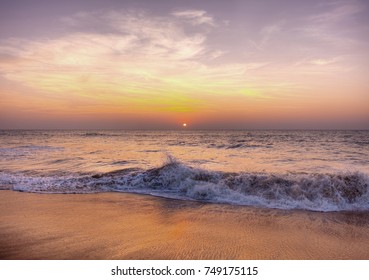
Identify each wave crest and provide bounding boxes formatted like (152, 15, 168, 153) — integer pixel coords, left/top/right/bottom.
(1, 161, 369, 212)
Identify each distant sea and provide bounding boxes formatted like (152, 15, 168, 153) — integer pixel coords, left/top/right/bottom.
(1, 130, 368, 212)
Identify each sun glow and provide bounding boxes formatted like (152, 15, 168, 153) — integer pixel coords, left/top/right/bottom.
(0, 3, 368, 129)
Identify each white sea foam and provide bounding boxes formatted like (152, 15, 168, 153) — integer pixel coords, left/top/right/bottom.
(1, 161, 369, 212)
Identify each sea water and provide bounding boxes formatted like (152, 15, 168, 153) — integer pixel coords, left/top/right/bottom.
(1, 130, 369, 211)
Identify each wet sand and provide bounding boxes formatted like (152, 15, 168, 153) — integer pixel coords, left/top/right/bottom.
(1, 190, 369, 259)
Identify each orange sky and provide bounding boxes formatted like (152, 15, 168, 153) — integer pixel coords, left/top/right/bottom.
(0, 0, 368, 129)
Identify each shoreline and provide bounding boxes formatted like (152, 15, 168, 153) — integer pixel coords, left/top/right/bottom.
(1, 190, 369, 259)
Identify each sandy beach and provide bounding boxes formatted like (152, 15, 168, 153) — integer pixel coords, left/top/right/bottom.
(1, 190, 369, 259)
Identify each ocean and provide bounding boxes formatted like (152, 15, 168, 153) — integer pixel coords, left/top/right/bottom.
(1, 130, 368, 212)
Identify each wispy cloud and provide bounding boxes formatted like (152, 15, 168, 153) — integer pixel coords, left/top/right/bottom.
(310, 1, 362, 23)
(59, 10, 208, 60)
(0, 10, 242, 113)
(0, 9, 276, 96)
(251, 21, 285, 50)
(171, 9, 215, 26)
(0, 5, 366, 118)
(298, 1, 365, 47)
(310, 57, 339, 65)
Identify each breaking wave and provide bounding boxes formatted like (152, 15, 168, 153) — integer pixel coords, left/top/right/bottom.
(1, 159, 369, 212)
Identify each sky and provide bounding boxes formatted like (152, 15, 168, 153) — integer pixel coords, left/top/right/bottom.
(0, 0, 368, 129)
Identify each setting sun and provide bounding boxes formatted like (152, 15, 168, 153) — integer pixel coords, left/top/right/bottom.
(183, 123, 187, 127)
(0, 0, 368, 130)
